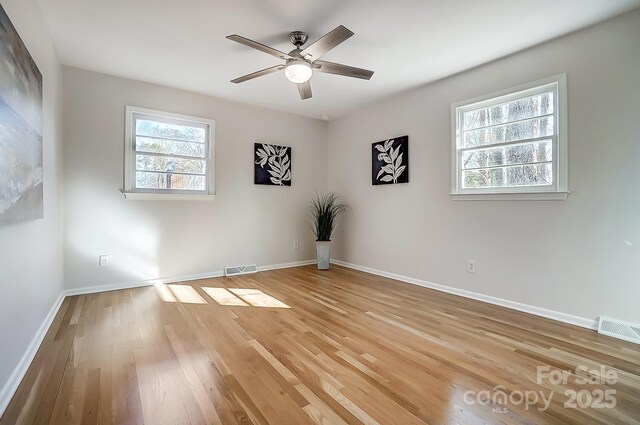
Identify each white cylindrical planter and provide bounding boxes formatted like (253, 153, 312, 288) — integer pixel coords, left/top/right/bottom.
(315, 241, 331, 270)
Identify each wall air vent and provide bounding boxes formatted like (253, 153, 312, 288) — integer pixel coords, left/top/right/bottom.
(224, 264, 258, 277)
(597, 317, 640, 344)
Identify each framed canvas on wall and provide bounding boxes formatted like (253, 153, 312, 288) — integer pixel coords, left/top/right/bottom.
(372, 135, 408, 185)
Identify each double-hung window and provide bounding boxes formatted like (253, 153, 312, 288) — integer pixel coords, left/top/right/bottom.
(123, 106, 215, 199)
(451, 74, 568, 200)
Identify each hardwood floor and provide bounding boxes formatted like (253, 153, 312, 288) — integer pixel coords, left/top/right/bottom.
(2, 265, 639, 425)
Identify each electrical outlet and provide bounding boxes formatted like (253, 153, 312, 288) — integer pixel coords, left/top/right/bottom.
(467, 260, 476, 274)
(99, 255, 109, 267)
(293, 240, 299, 249)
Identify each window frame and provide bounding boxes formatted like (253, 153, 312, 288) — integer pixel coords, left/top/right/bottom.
(450, 74, 568, 201)
(123, 106, 215, 200)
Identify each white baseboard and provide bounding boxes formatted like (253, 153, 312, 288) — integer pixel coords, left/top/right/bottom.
(0, 259, 316, 418)
(64, 270, 225, 296)
(258, 259, 316, 272)
(331, 259, 597, 330)
(64, 259, 317, 297)
(0, 293, 65, 418)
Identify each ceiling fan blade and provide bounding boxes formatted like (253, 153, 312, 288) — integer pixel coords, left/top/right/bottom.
(313, 60, 374, 80)
(231, 65, 284, 84)
(297, 81, 312, 100)
(300, 25, 354, 61)
(226, 34, 291, 61)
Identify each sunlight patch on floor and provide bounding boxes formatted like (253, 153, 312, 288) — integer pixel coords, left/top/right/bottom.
(202, 287, 249, 306)
(167, 284, 208, 304)
(228, 288, 290, 308)
(155, 283, 289, 308)
(201, 287, 290, 308)
(155, 284, 177, 302)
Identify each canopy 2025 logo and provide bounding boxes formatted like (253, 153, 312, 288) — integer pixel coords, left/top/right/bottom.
(463, 365, 618, 414)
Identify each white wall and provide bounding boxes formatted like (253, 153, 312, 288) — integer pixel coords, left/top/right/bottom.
(0, 0, 64, 403)
(63, 67, 328, 290)
(328, 10, 640, 323)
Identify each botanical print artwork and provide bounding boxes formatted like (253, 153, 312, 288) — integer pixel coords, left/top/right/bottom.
(372, 135, 409, 185)
(0, 4, 43, 226)
(254, 143, 292, 186)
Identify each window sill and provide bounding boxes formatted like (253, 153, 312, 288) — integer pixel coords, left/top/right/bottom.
(121, 191, 215, 201)
(450, 191, 569, 201)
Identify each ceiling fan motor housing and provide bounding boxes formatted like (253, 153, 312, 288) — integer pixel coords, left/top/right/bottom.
(288, 31, 308, 47)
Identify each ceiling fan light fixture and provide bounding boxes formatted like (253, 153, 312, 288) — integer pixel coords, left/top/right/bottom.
(284, 60, 312, 84)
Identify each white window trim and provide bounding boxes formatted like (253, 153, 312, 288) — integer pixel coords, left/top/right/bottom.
(122, 106, 215, 200)
(450, 74, 568, 201)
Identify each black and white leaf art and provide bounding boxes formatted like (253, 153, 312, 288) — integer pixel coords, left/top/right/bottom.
(372, 136, 408, 185)
(254, 143, 292, 186)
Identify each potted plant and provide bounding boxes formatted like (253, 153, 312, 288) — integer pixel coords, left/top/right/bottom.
(308, 193, 348, 270)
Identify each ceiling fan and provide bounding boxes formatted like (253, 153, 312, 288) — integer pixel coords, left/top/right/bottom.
(226, 25, 374, 100)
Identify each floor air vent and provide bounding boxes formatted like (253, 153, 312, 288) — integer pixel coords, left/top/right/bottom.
(224, 264, 258, 277)
(598, 317, 640, 344)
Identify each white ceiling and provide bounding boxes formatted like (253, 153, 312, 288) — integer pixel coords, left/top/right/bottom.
(39, 0, 640, 120)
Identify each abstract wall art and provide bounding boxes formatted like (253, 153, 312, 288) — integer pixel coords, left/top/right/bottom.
(254, 143, 291, 186)
(0, 4, 43, 226)
(372, 135, 408, 185)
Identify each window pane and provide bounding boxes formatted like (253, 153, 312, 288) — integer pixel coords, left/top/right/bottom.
(136, 137, 205, 158)
(136, 118, 205, 143)
(136, 155, 206, 174)
(463, 116, 554, 148)
(462, 168, 505, 188)
(135, 172, 206, 191)
(462, 140, 552, 169)
(462, 163, 552, 188)
(463, 91, 554, 131)
(506, 163, 552, 186)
